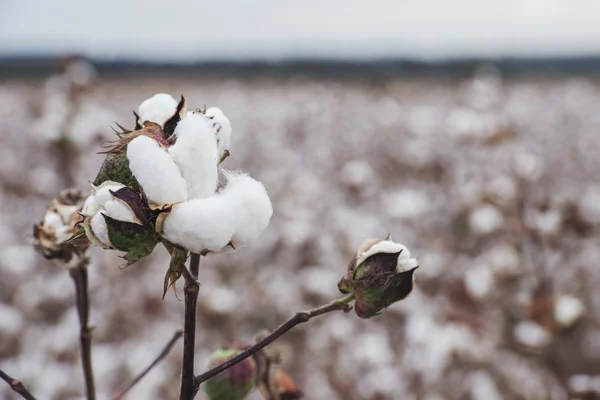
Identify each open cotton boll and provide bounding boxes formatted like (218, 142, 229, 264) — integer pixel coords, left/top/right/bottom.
(220, 172, 273, 247)
(82, 181, 125, 216)
(356, 239, 418, 273)
(127, 135, 188, 206)
(138, 93, 177, 125)
(162, 196, 236, 253)
(206, 107, 232, 157)
(90, 212, 111, 248)
(169, 113, 219, 199)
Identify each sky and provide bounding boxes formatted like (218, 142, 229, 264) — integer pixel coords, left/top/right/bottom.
(1, 0, 600, 61)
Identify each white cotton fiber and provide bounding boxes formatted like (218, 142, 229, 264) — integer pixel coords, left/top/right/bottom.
(43, 211, 64, 231)
(90, 212, 111, 248)
(169, 113, 219, 199)
(206, 107, 232, 157)
(103, 199, 136, 223)
(127, 135, 188, 206)
(220, 172, 273, 247)
(161, 196, 236, 253)
(138, 93, 177, 126)
(82, 181, 125, 216)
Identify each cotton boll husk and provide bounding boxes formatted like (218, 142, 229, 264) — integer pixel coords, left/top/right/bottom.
(90, 212, 111, 248)
(206, 107, 232, 157)
(161, 196, 236, 253)
(138, 93, 177, 125)
(220, 172, 273, 247)
(126, 135, 187, 206)
(169, 113, 219, 199)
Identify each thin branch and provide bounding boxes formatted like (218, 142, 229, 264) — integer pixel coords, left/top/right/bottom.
(110, 330, 184, 400)
(194, 294, 355, 387)
(180, 253, 201, 400)
(68, 256, 96, 400)
(0, 369, 37, 400)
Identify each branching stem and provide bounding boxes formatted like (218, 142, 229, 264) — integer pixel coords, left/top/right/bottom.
(193, 294, 355, 389)
(0, 369, 36, 400)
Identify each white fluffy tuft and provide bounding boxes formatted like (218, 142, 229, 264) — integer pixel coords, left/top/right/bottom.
(138, 93, 177, 126)
(103, 199, 136, 223)
(90, 212, 111, 248)
(127, 135, 188, 206)
(206, 107, 232, 158)
(83, 181, 125, 216)
(169, 113, 219, 199)
(220, 172, 273, 248)
(162, 196, 236, 253)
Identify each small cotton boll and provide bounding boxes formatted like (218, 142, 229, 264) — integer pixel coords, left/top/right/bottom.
(170, 114, 219, 199)
(162, 197, 236, 253)
(464, 266, 494, 300)
(219, 173, 273, 247)
(138, 93, 177, 125)
(513, 151, 543, 182)
(469, 204, 504, 235)
(90, 212, 111, 248)
(205, 107, 232, 157)
(514, 321, 552, 349)
(127, 135, 188, 206)
(554, 295, 585, 328)
(578, 186, 600, 225)
(103, 199, 136, 223)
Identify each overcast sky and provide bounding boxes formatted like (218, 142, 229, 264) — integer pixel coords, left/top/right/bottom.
(1, 0, 600, 61)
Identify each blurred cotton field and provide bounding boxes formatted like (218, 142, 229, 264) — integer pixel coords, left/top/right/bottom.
(1, 62, 600, 400)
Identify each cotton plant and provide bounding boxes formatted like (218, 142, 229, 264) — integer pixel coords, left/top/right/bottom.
(72, 93, 271, 290)
(17, 92, 421, 400)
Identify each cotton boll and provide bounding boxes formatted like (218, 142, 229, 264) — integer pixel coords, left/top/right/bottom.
(514, 321, 552, 349)
(220, 172, 273, 247)
(206, 107, 232, 158)
(469, 204, 504, 235)
(170, 113, 219, 199)
(162, 197, 236, 253)
(138, 93, 177, 125)
(127, 135, 188, 206)
(554, 295, 585, 328)
(90, 212, 111, 248)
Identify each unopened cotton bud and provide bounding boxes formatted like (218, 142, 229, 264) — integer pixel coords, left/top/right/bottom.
(169, 113, 219, 199)
(138, 93, 177, 126)
(206, 107, 232, 161)
(127, 135, 188, 206)
(204, 346, 258, 400)
(339, 237, 418, 318)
